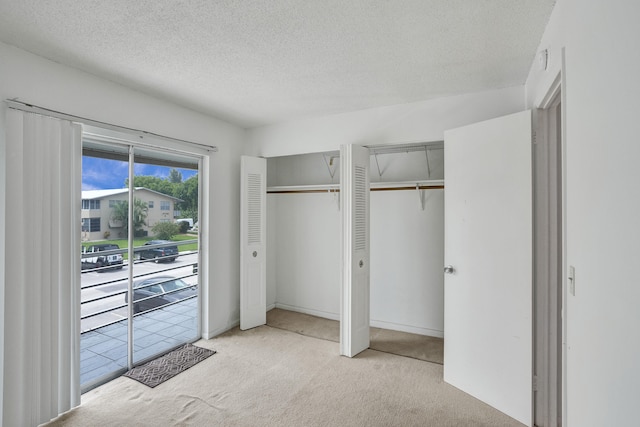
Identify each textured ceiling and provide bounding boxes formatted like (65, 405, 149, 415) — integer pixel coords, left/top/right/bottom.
(0, 1, 555, 128)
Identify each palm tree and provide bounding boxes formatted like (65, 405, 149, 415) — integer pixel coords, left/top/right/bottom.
(110, 198, 148, 237)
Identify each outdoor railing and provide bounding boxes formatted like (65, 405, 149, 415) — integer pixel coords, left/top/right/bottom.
(80, 240, 198, 333)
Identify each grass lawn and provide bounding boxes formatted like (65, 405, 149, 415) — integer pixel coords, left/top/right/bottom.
(82, 234, 198, 260)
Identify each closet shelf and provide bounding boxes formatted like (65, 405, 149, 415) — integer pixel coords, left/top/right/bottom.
(267, 184, 340, 194)
(370, 180, 444, 190)
(267, 180, 444, 194)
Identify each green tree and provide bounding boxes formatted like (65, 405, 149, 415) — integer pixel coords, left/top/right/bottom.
(174, 174, 198, 223)
(168, 168, 183, 183)
(151, 221, 181, 240)
(110, 198, 148, 237)
(125, 176, 175, 196)
(125, 171, 199, 224)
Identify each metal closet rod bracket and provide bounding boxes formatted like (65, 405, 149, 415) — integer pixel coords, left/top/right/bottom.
(415, 183, 423, 210)
(364, 141, 443, 181)
(322, 153, 339, 180)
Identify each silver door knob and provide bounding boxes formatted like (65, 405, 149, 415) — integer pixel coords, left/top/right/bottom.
(444, 265, 455, 274)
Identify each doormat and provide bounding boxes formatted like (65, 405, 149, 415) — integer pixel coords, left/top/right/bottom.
(124, 343, 216, 388)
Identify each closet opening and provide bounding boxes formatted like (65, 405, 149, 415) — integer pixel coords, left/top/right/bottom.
(265, 142, 445, 362)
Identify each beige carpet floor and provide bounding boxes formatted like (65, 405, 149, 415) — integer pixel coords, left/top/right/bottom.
(44, 324, 524, 427)
(267, 308, 444, 364)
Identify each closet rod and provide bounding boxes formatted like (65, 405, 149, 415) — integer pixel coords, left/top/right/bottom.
(268, 189, 337, 194)
(267, 184, 444, 194)
(372, 185, 444, 192)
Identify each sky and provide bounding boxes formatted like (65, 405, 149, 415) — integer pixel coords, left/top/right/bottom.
(82, 156, 198, 190)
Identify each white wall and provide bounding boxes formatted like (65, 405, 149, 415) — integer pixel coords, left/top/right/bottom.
(525, 1, 640, 425)
(370, 189, 444, 336)
(268, 153, 341, 187)
(268, 193, 342, 318)
(246, 86, 525, 157)
(266, 195, 278, 308)
(268, 190, 444, 336)
(0, 42, 245, 413)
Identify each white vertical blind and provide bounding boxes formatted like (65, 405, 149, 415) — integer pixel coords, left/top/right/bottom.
(4, 109, 81, 426)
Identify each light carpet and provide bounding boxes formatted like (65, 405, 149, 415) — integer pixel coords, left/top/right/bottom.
(44, 325, 524, 426)
(267, 308, 444, 364)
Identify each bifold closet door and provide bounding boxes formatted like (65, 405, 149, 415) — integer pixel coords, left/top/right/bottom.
(240, 156, 267, 330)
(340, 144, 370, 357)
(443, 110, 533, 426)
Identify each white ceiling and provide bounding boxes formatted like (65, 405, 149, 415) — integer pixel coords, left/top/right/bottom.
(0, 1, 555, 128)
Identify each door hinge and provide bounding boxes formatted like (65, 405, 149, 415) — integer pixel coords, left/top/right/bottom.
(532, 131, 538, 144)
(533, 375, 539, 391)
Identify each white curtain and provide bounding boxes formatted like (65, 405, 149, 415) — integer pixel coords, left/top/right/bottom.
(4, 109, 81, 426)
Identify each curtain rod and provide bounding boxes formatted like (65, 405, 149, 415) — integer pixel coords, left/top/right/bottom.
(5, 98, 218, 153)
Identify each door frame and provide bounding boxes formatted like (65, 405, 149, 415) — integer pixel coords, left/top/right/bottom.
(533, 69, 565, 427)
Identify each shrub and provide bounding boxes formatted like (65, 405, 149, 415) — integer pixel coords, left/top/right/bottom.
(134, 229, 148, 238)
(152, 222, 180, 240)
(178, 221, 190, 234)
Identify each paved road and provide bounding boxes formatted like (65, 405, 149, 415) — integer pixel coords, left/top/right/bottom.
(81, 253, 198, 332)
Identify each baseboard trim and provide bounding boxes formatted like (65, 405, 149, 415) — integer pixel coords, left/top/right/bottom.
(203, 319, 240, 340)
(274, 303, 340, 321)
(370, 319, 444, 339)
(273, 304, 443, 338)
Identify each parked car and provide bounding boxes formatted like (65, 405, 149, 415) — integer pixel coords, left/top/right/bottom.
(126, 276, 197, 313)
(81, 244, 123, 271)
(137, 240, 179, 263)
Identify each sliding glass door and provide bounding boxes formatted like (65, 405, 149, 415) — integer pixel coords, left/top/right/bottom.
(80, 131, 201, 390)
(131, 147, 200, 364)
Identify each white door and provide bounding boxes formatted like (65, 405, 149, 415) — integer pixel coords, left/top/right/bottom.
(444, 110, 533, 426)
(240, 155, 267, 330)
(340, 144, 370, 357)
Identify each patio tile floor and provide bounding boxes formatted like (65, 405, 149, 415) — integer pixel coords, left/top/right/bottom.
(80, 298, 198, 389)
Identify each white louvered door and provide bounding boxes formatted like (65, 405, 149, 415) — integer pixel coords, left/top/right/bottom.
(240, 156, 267, 330)
(340, 144, 370, 357)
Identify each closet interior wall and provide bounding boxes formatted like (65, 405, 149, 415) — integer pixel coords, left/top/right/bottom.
(267, 145, 445, 337)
